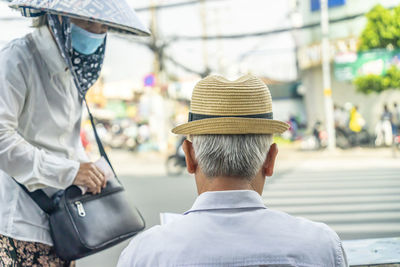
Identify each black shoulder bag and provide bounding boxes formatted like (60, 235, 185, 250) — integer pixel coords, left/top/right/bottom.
(16, 99, 145, 261)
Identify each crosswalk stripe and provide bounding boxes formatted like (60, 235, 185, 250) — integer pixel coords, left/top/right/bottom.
(273, 176, 400, 183)
(265, 202, 400, 214)
(290, 211, 400, 223)
(276, 172, 400, 180)
(262, 165, 400, 239)
(264, 188, 400, 197)
(267, 181, 400, 190)
(263, 195, 400, 205)
(330, 223, 400, 234)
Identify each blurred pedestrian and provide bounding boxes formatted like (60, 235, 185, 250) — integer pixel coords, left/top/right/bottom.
(349, 106, 365, 133)
(392, 102, 400, 135)
(118, 75, 348, 266)
(334, 104, 348, 130)
(375, 104, 393, 146)
(312, 120, 323, 148)
(288, 114, 299, 141)
(0, 1, 149, 266)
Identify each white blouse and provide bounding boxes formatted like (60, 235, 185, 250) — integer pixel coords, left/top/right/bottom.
(0, 26, 88, 245)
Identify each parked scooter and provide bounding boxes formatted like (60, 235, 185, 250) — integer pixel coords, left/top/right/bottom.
(335, 126, 372, 149)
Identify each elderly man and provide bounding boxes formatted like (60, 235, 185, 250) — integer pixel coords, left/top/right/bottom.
(118, 75, 348, 267)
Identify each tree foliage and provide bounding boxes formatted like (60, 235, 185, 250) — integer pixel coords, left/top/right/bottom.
(355, 4, 400, 93)
(354, 66, 400, 94)
(358, 5, 399, 51)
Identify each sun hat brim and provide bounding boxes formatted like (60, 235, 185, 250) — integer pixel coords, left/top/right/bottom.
(172, 117, 290, 135)
(9, 0, 150, 36)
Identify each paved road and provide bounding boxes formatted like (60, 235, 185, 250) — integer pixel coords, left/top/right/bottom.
(77, 150, 400, 266)
(264, 167, 400, 240)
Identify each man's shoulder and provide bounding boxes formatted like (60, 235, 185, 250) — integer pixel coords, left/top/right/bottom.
(266, 208, 340, 240)
(118, 221, 185, 266)
(118, 225, 161, 266)
(264, 208, 343, 258)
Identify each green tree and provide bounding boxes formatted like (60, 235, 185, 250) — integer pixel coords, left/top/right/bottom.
(359, 5, 396, 51)
(354, 4, 400, 93)
(354, 74, 383, 94)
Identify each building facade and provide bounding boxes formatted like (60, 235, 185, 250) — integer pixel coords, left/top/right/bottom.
(297, 0, 400, 131)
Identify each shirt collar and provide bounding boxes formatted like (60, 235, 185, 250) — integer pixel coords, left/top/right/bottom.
(184, 190, 266, 215)
(31, 26, 68, 75)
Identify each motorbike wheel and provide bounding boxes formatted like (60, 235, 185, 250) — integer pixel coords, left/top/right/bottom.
(392, 142, 400, 158)
(166, 155, 184, 176)
(335, 131, 350, 149)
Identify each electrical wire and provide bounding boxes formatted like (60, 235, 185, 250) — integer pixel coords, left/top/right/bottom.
(135, 0, 228, 12)
(169, 12, 373, 41)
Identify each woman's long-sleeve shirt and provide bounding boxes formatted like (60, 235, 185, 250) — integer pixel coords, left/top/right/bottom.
(0, 26, 89, 245)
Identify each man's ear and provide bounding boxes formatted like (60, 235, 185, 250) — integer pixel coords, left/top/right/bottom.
(263, 143, 278, 177)
(182, 139, 197, 174)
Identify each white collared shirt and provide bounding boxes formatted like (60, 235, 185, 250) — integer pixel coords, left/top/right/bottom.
(0, 26, 88, 245)
(118, 190, 348, 267)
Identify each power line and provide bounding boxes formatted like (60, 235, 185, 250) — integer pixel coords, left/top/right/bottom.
(164, 54, 207, 76)
(169, 11, 373, 41)
(134, 0, 228, 12)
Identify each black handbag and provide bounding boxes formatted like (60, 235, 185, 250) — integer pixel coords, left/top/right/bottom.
(16, 99, 145, 261)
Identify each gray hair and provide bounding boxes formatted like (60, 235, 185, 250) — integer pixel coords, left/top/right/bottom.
(32, 14, 47, 28)
(191, 134, 273, 180)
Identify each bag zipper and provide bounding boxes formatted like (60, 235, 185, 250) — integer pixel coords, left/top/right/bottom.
(75, 201, 86, 217)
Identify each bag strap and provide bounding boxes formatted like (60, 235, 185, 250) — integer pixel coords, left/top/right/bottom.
(18, 184, 55, 214)
(82, 98, 118, 180)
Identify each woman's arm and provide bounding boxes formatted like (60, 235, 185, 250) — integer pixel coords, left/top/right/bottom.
(0, 47, 79, 191)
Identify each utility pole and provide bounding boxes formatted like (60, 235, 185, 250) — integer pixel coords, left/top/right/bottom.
(150, 0, 159, 75)
(289, 0, 302, 79)
(320, 0, 336, 150)
(200, 0, 209, 71)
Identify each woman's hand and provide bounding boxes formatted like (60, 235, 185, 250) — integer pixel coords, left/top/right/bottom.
(73, 162, 106, 194)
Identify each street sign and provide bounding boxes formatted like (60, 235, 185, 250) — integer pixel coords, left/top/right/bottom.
(144, 73, 155, 87)
(334, 49, 400, 81)
(311, 0, 346, 12)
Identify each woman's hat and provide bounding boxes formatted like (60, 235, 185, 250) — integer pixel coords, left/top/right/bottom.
(8, 0, 150, 36)
(172, 75, 290, 135)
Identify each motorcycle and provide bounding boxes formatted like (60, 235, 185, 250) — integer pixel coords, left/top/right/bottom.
(166, 137, 186, 176)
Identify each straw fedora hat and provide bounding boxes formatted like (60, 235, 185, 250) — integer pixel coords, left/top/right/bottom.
(172, 75, 290, 135)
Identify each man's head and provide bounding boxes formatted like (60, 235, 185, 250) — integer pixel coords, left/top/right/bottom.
(182, 134, 278, 195)
(172, 75, 289, 195)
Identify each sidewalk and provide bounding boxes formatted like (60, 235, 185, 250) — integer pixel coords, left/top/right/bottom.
(107, 150, 167, 177)
(277, 146, 400, 173)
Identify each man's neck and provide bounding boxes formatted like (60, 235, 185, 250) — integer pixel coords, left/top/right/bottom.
(197, 176, 254, 194)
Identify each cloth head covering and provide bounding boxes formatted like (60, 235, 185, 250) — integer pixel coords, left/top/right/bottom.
(47, 14, 105, 96)
(9, 0, 150, 36)
(172, 75, 290, 135)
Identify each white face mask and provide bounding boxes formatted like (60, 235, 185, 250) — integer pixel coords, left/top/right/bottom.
(70, 23, 106, 55)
